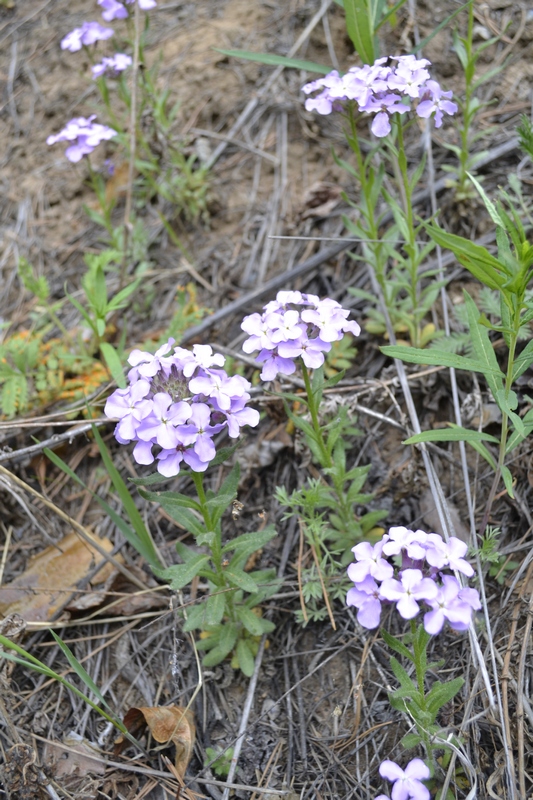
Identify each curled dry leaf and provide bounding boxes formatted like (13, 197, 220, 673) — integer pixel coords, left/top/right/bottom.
(115, 706, 195, 779)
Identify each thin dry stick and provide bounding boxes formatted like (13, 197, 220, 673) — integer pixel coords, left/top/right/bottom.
(0, 464, 146, 592)
(221, 636, 267, 800)
(297, 518, 308, 624)
(121, 0, 142, 286)
(0, 523, 12, 586)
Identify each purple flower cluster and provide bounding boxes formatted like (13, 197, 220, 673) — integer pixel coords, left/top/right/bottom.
(61, 21, 114, 52)
(241, 291, 361, 381)
(302, 55, 457, 137)
(98, 0, 157, 20)
(104, 340, 260, 477)
(92, 53, 132, 79)
(376, 758, 430, 800)
(46, 115, 117, 163)
(347, 526, 481, 634)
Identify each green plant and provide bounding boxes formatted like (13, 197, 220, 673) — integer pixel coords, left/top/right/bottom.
(140, 460, 279, 676)
(204, 746, 235, 777)
(276, 365, 387, 624)
(383, 179, 533, 508)
(443, 0, 501, 199)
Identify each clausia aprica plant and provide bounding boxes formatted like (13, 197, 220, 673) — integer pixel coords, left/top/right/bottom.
(13, 1, 526, 794)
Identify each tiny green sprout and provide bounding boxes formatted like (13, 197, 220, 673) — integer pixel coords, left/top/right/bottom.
(475, 526, 519, 585)
(204, 746, 235, 778)
(517, 115, 533, 162)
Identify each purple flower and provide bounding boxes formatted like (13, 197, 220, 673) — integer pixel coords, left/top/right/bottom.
(346, 575, 383, 629)
(125, 0, 157, 7)
(242, 292, 360, 380)
(104, 378, 151, 443)
(92, 53, 132, 78)
(127, 339, 176, 380)
(380, 569, 438, 620)
(255, 348, 297, 381)
(379, 758, 430, 800)
(424, 534, 474, 577)
(157, 444, 208, 477)
(61, 21, 114, 52)
(189, 369, 249, 411)
(105, 340, 259, 476)
(136, 393, 190, 449)
(46, 116, 117, 162)
(382, 526, 428, 561)
(302, 55, 456, 136)
(176, 403, 223, 462)
(348, 540, 394, 583)
(98, 0, 129, 20)
(416, 80, 458, 128)
(212, 394, 260, 438)
(424, 575, 481, 634)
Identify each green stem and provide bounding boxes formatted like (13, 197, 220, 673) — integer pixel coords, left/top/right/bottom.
(395, 116, 422, 347)
(457, 0, 475, 194)
(301, 362, 332, 469)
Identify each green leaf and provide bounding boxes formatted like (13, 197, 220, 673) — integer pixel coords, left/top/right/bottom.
(381, 345, 496, 374)
(205, 591, 226, 626)
(155, 554, 211, 590)
(224, 567, 259, 593)
(221, 527, 277, 556)
(495, 389, 525, 436)
(201, 623, 239, 666)
(512, 340, 533, 383)
(501, 464, 515, 498)
(214, 48, 331, 74)
(91, 426, 162, 567)
(140, 489, 201, 511)
(426, 677, 464, 716)
(389, 656, 418, 696)
(236, 606, 274, 636)
(50, 631, 113, 712)
(463, 292, 505, 398)
(209, 442, 240, 467)
(99, 342, 126, 388)
(401, 732, 423, 749)
(404, 427, 499, 446)
(344, 0, 375, 64)
(44, 443, 161, 569)
(422, 223, 510, 289)
(466, 173, 503, 228)
(129, 472, 175, 487)
(236, 639, 255, 677)
(381, 629, 414, 662)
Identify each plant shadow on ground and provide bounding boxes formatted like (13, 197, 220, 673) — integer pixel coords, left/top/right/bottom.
(1, 0, 533, 798)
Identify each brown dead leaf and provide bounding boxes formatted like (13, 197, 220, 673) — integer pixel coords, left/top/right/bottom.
(43, 732, 106, 779)
(105, 162, 132, 205)
(115, 706, 195, 779)
(66, 564, 166, 616)
(0, 532, 116, 622)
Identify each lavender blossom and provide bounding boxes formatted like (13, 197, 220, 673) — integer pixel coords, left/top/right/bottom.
(104, 341, 259, 477)
(98, 0, 129, 19)
(92, 53, 132, 78)
(380, 569, 438, 620)
(379, 758, 430, 800)
(346, 526, 480, 634)
(302, 55, 457, 136)
(241, 292, 360, 381)
(61, 21, 114, 52)
(46, 116, 117, 162)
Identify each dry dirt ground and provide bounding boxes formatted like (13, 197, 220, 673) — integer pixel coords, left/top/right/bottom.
(1, 0, 533, 798)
